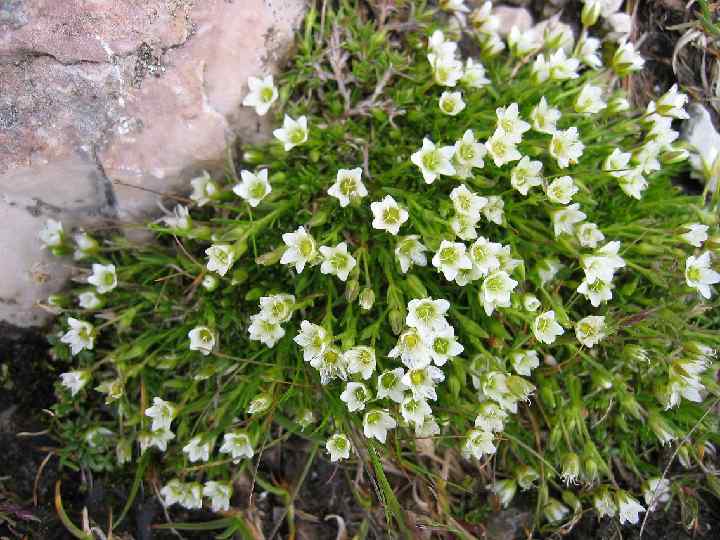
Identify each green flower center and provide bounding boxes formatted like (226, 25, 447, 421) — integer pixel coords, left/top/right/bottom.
(409, 369, 426, 386)
(366, 411, 381, 425)
(383, 207, 400, 224)
(433, 337, 449, 355)
(439, 247, 459, 266)
(687, 267, 701, 282)
(199, 330, 213, 343)
(324, 350, 339, 365)
(381, 372, 397, 389)
(334, 436, 347, 450)
(491, 139, 507, 156)
(415, 303, 436, 324)
(442, 98, 456, 113)
(354, 387, 367, 401)
(331, 252, 348, 270)
(260, 87, 274, 103)
(290, 127, 305, 144)
(249, 181, 267, 199)
(422, 150, 441, 171)
(299, 237, 315, 257)
(459, 143, 475, 161)
(339, 177, 357, 196)
(403, 333, 419, 349)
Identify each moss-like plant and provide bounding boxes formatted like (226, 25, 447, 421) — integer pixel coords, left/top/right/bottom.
(43, 0, 719, 535)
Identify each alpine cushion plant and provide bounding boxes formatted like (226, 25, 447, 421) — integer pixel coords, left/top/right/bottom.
(44, 0, 720, 535)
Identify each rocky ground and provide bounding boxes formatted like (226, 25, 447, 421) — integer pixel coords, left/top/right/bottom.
(2, 0, 720, 538)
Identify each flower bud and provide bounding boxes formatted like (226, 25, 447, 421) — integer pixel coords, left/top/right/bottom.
(307, 207, 331, 228)
(248, 393, 272, 415)
(561, 452, 580, 485)
(491, 479, 517, 508)
(661, 148, 689, 165)
(581, 2, 601, 27)
(648, 410, 676, 445)
(359, 288, 375, 311)
(345, 279, 360, 303)
(516, 465, 539, 490)
(404, 274, 428, 298)
(116, 438, 133, 465)
(256, 245, 285, 266)
(591, 369, 613, 390)
(522, 293, 541, 312)
(242, 149, 265, 165)
(677, 444, 692, 468)
(618, 390, 643, 420)
(544, 498, 570, 523)
(562, 490, 582, 513)
(608, 96, 631, 113)
(583, 456, 600, 485)
(202, 274, 219, 291)
(48, 294, 68, 307)
(389, 308, 405, 335)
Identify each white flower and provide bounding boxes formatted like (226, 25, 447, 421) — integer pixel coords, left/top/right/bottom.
(432, 240, 473, 281)
(206, 244, 235, 276)
(362, 409, 397, 443)
(88, 263, 117, 294)
(533, 311, 564, 344)
(531, 54, 551, 83)
(462, 429, 496, 460)
(550, 127, 584, 168)
(428, 30, 457, 60)
(538, 258, 563, 285)
(578, 278, 613, 307)
(60, 370, 91, 396)
(248, 315, 285, 347)
(647, 84, 688, 119)
(190, 171, 219, 207)
(511, 350, 539, 376)
(310, 346, 348, 385)
(400, 395, 433, 426)
(618, 168, 648, 199)
(439, 0, 469, 13)
(510, 156, 543, 195)
(78, 291, 102, 310)
(327, 167, 367, 207)
(340, 382, 371, 412)
(450, 186, 487, 221)
(345, 346, 376, 380)
(183, 435, 213, 463)
(39, 219, 64, 248)
(427, 327, 464, 366)
(508, 25, 541, 57)
(451, 214, 478, 241)
(612, 39, 645, 75)
(582, 241, 626, 283)
(73, 232, 99, 260)
(552, 203, 586, 236)
(680, 223, 709, 247)
(258, 294, 295, 324)
(326, 433, 352, 462)
(530, 97, 561, 135)
(281, 226, 317, 273)
(482, 195, 505, 225)
(480, 271, 518, 315)
(438, 91, 466, 116)
(402, 365, 445, 401)
(203, 481, 232, 512)
(616, 491, 645, 525)
(162, 205, 192, 231)
(594, 487, 617, 518)
(577, 36, 603, 68)
(181, 484, 203, 510)
(575, 315, 606, 348)
(576, 222, 605, 248)
(395, 235, 428, 273)
(273, 115, 309, 151)
(574, 84, 606, 114)
(429, 54, 464, 87)
(242, 75, 278, 116)
(544, 498, 570, 523)
(406, 297, 451, 334)
(415, 415, 441, 437)
(161, 480, 187, 508)
(461, 58, 489, 88)
(377, 368, 409, 403)
(542, 19, 574, 50)
(643, 478, 671, 511)
(469, 2, 499, 35)
(603, 148, 632, 176)
(469, 237, 502, 276)
(145, 397, 176, 432)
(371, 195, 409, 235)
(549, 49, 580, 80)
(495, 103, 530, 141)
(389, 328, 432, 368)
(294, 320, 329, 363)
(319, 242, 357, 282)
(188, 325, 216, 355)
(546, 175, 578, 204)
(475, 401, 508, 432)
(139, 428, 175, 453)
(411, 138, 456, 184)
(60, 318, 95, 355)
(247, 394, 272, 415)
(480, 32, 506, 57)
(453, 130, 487, 177)
(233, 169, 271, 207)
(686, 251, 720, 299)
(219, 431, 254, 462)
(485, 130, 522, 167)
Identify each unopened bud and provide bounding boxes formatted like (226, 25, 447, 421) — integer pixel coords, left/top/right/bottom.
(359, 288, 375, 310)
(516, 465, 539, 490)
(562, 490, 582, 513)
(522, 293, 541, 312)
(661, 148, 690, 165)
(242, 149, 265, 165)
(561, 453, 580, 485)
(345, 279, 360, 303)
(405, 274, 428, 298)
(307, 207, 330, 228)
(491, 479, 517, 508)
(389, 309, 405, 335)
(608, 96, 631, 113)
(581, 2, 601, 27)
(256, 245, 285, 266)
(202, 274, 219, 291)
